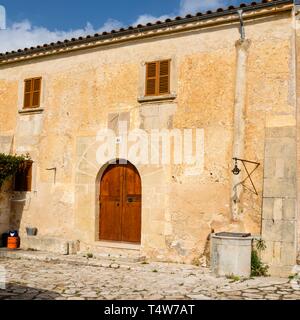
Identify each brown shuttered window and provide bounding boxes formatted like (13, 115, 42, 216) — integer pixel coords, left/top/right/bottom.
(14, 161, 33, 192)
(23, 77, 42, 109)
(145, 60, 170, 96)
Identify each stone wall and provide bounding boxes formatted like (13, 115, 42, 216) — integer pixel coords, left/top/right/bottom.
(261, 124, 297, 276)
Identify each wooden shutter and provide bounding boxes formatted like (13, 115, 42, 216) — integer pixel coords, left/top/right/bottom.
(159, 60, 170, 95)
(23, 77, 42, 109)
(32, 78, 41, 107)
(145, 60, 170, 96)
(24, 79, 32, 109)
(146, 62, 157, 96)
(25, 161, 32, 192)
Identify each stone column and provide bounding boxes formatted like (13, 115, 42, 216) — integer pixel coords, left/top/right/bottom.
(261, 123, 297, 276)
(231, 39, 251, 221)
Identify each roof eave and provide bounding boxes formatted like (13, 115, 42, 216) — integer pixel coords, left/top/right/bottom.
(0, 0, 294, 66)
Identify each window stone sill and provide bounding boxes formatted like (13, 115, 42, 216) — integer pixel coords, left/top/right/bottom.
(18, 108, 44, 115)
(138, 94, 177, 103)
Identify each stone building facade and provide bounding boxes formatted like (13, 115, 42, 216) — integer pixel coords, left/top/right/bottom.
(0, 0, 299, 276)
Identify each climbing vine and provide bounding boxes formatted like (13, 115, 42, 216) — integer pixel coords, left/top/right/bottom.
(0, 153, 30, 188)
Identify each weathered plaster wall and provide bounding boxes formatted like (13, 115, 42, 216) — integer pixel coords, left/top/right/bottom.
(0, 12, 296, 270)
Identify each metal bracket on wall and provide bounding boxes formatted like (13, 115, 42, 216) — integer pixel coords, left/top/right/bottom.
(46, 167, 57, 184)
(232, 158, 260, 195)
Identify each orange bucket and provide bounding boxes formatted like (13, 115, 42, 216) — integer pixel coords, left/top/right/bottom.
(7, 237, 20, 250)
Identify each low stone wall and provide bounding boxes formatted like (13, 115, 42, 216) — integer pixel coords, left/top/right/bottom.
(21, 236, 80, 255)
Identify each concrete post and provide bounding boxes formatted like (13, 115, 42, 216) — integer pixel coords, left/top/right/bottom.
(231, 39, 251, 221)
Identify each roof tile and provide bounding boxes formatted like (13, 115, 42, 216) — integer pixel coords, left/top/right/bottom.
(0, 0, 293, 60)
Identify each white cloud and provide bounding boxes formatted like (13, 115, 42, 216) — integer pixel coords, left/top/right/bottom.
(0, 1, 228, 53)
(0, 18, 123, 53)
(132, 14, 174, 26)
(180, 0, 225, 15)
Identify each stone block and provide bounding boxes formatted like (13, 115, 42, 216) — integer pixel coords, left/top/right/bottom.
(267, 265, 296, 278)
(265, 137, 296, 159)
(273, 198, 283, 221)
(263, 157, 275, 178)
(273, 242, 281, 265)
(21, 236, 70, 255)
(261, 241, 274, 264)
(263, 178, 296, 198)
(280, 242, 297, 266)
(262, 220, 296, 243)
(262, 198, 296, 221)
(283, 199, 296, 220)
(68, 240, 80, 255)
(263, 157, 296, 179)
(265, 126, 296, 139)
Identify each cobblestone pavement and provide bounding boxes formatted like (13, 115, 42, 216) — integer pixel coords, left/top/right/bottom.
(0, 256, 300, 300)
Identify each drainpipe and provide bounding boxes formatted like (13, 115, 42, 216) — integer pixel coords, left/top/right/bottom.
(293, 0, 300, 263)
(231, 10, 251, 221)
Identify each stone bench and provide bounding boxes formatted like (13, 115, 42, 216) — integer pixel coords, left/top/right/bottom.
(21, 236, 80, 255)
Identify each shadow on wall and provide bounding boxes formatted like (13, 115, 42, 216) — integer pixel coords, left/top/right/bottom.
(0, 182, 18, 243)
(9, 192, 27, 233)
(0, 188, 26, 247)
(0, 283, 61, 300)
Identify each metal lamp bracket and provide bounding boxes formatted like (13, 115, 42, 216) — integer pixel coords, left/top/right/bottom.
(232, 158, 260, 195)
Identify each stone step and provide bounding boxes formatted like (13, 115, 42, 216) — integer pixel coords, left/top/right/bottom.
(0, 248, 145, 269)
(88, 252, 146, 263)
(79, 241, 145, 263)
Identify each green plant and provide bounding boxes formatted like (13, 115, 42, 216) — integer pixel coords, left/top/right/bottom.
(226, 274, 240, 282)
(0, 153, 30, 188)
(86, 253, 93, 259)
(256, 239, 267, 252)
(251, 239, 269, 277)
(152, 269, 158, 273)
(191, 258, 200, 267)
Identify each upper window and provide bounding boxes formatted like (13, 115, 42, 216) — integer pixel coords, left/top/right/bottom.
(14, 161, 33, 192)
(23, 77, 42, 109)
(145, 60, 170, 96)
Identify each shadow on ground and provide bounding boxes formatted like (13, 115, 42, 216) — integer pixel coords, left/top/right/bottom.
(0, 283, 62, 300)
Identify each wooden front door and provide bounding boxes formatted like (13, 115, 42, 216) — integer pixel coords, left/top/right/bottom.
(99, 162, 141, 243)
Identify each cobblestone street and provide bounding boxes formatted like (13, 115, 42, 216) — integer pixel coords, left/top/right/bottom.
(0, 252, 300, 300)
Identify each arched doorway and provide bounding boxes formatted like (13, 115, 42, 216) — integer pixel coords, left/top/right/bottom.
(99, 161, 141, 244)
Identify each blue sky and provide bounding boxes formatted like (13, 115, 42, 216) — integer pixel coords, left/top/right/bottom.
(0, 0, 243, 52)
